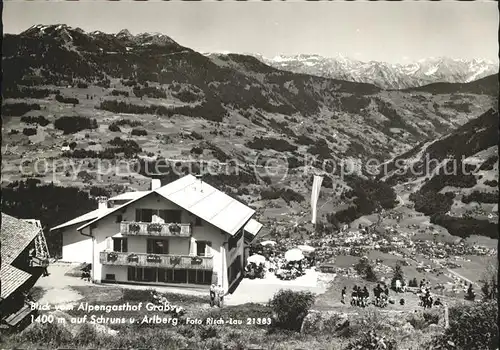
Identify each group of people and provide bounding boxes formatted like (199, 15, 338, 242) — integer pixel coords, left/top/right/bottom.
(275, 261, 306, 280)
(244, 262, 266, 279)
(341, 284, 394, 308)
(80, 264, 91, 282)
(209, 284, 224, 308)
(419, 287, 443, 308)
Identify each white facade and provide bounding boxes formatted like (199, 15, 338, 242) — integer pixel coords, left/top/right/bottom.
(61, 228, 93, 263)
(54, 175, 259, 293)
(79, 192, 245, 293)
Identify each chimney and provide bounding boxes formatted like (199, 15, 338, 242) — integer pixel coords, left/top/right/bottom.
(151, 179, 162, 190)
(97, 196, 108, 210)
(195, 174, 203, 192)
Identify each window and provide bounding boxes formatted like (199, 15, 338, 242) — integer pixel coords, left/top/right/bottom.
(135, 209, 181, 223)
(196, 241, 212, 257)
(165, 210, 182, 223)
(173, 269, 188, 283)
(188, 270, 197, 284)
(228, 230, 242, 250)
(136, 209, 153, 222)
(143, 268, 157, 282)
(116, 215, 122, 223)
(147, 239, 169, 254)
(113, 238, 128, 252)
(105, 274, 116, 281)
(127, 267, 157, 282)
(158, 268, 174, 283)
(195, 217, 202, 226)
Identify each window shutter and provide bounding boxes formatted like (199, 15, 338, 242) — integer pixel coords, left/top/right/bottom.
(106, 237, 112, 251)
(123, 239, 128, 253)
(189, 237, 197, 256)
(135, 209, 141, 222)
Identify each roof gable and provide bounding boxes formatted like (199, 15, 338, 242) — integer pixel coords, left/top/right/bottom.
(1, 213, 41, 265)
(77, 175, 255, 235)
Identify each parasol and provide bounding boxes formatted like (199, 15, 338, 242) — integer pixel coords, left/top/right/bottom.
(284, 248, 304, 262)
(297, 245, 315, 253)
(260, 240, 277, 246)
(247, 254, 266, 265)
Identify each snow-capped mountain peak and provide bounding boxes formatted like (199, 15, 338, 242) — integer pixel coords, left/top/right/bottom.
(252, 54, 498, 89)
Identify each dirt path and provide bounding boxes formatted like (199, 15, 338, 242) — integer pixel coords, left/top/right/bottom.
(34, 263, 90, 306)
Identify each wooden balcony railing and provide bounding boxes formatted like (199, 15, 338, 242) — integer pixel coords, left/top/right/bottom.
(120, 221, 191, 237)
(99, 251, 213, 270)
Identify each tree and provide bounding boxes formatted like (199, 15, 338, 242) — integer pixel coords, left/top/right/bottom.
(465, 284, 476, 302)
(391, 261, 405, 291)
(480, 262, 498, 301)
(355, 257, 378, 282)
(268, 290, 316, 331)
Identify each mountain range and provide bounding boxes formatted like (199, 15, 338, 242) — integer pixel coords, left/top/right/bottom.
(251, 54, 498, 90)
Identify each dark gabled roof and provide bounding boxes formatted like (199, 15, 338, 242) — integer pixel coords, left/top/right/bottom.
(0, 265, 32, 299)
(1, 213, 41, 265)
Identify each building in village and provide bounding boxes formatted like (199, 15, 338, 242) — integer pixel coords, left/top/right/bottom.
(50, 175, 263, 293)
(1, 213, 50, 330)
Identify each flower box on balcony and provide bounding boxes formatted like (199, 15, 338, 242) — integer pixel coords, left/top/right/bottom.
(191, 257, 203, 265)
(128, 254, 139, 262)
(147, 254, 162, 263)
(107, 252, 118, 262)
(147, 223, 163, 234)
(169, 223, 181, 235)
(170, 256, 182, 265)
(128, 223, 141, 234)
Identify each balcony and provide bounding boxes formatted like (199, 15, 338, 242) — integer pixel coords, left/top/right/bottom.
(99, 251, 213, 270)
(120, 221, 191, 237)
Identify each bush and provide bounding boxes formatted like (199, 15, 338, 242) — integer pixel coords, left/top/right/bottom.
(3, 86, 59, 99)
(268, 289, 316, 331)
(461, 191, 499, 204)
(132, 85, 167, 98)
(260, 187, 304, 203)
(484, 180, 498, 187)
(307, 138, 332, 160)
(430, 302, 498, 350)
(108, 124, 121, 132)
(99, 99, 226, 122)
(354, 257, 377, 282)
(190, 146, 203, 155)
(191, 131, 203, 140)
(111, 89, 129, 97)
(131, 128, 148, 136)
(55, 94, 79, 105)
(431, 214, 498, 239)
(54, 116, 98, 135)
(296, 135, 315, 145)
(2, 102, 41, 116)
(173, 89, 201, 103)
(407, 310, 440, 330)
(245, 137, 297, 152)
(108, 137, 142, 155)
(344, 331, 397, 350)
(479, 155, 498, 171)
(22, 128, 37, 136)
(21, 115, 50, 126)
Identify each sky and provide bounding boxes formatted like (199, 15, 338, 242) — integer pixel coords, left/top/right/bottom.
(3, 1, 498, 64)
